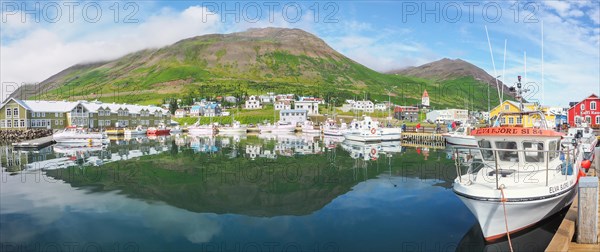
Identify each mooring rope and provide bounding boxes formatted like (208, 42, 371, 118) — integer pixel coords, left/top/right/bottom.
(500, 185, 514, 252)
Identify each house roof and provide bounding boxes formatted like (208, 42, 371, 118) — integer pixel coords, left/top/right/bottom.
(422, 90, 429, 98)
(21, 99, 79, 112)
(568, 93, 599, 110)
(281, 109, 307, 113)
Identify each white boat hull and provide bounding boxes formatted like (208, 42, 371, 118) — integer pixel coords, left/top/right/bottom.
(455, 185, 576, 241)
(444, 135, 478, 147)
(380, 128, 402, 141)
(343, 133, 381, 142)
(323, 129, 344, 136)
(219, 128, 247, 134)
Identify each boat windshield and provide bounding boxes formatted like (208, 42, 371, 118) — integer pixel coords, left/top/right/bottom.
(523, 142, 544, 162)
(478, 140, 495, 161)
(495, 141, 518, 162)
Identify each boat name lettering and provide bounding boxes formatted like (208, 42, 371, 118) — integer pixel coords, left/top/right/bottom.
(548, 181, 571, 194)
(474, 128, 545, 135)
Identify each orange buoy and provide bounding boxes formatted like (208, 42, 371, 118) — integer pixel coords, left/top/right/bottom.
(581, 160, 592, 169)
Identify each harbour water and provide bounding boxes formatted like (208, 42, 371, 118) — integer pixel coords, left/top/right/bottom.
(0, 134, 564, 251)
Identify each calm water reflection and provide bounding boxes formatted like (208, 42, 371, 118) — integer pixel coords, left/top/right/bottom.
(0, 134, 560, 251)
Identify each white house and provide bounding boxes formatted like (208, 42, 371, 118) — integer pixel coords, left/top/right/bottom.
(353, 100, 374, 113)
(280, 109, 307, 126)
(245, 96, 262, 109)
(174, 109, 187, 118)
(294, 100, 319, 115)
(375, 103, 387, 111)
(426, 109, 468, 123)
(274, 101, 292, 110)
(190, 105, 202, 116)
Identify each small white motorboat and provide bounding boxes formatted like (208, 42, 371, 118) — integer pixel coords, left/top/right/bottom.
(301, 120, 320, 134)
(260, 122, 295, 134)
(219, 120, 247, 134)
(53, 126, 106, 144)
(124, 125, 147, 136)
(562, 123, 597, 161)
(443, 125, 477, 147)
(379, 127, 402, 141)
(343, 116, 381, 142)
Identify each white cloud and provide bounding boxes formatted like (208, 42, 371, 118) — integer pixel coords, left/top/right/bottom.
(590, 7, 600, 25)
(1, 5, 223, 86)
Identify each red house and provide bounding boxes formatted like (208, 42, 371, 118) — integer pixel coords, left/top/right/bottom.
(568, 94, 600, 127)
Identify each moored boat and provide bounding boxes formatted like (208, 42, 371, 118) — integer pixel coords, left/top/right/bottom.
(322, 119, 347, 136)
(53, 126, 107, 144)
(452, 110, 583, 242)
(147, 124, 171, 135)
(169, 125, 183, 134)
(443, 124, 477, 147)
(562, 123, 597, 161)
(343, 116, 381, 142)
(219, 120, 247, 134)
(124, 125, 147, 135)
(300, 120, 321, 134)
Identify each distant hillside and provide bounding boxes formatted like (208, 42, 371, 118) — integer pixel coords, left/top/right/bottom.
(389, 58, 512, 95)
(11, 28, 505, 110)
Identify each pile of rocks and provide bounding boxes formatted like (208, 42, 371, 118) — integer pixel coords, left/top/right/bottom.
(0, 129, 53, 143)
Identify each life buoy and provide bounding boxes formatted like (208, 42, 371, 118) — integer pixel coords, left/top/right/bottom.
(370, 148, 376, 155)
(370, 128, 376, 134)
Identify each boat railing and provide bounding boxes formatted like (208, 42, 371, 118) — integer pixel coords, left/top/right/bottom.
(451, 145, 580, 190)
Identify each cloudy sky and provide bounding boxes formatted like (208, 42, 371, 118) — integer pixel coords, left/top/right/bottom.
(1, 0, 599, 106)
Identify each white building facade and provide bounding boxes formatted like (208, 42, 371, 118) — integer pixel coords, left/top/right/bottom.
(279, 109, 307, 126)
(245, 96, 262, 109)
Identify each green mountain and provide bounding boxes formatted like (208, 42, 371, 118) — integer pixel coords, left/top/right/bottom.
(19, 27, 506, 110)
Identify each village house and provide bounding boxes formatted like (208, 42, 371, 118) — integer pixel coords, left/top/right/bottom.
(426, 109, 468, 123)
(279, 109, 307, 126)
(189, 105, 202, 117)
(568, 94, 600, 126)
(375, 103, 388, 111)
(294, 100, 319, 115)
(274, 100, 292, 110)
(0, 98, 170, 130)
(489, 100, 555, 127)
(245, 96, 262, 109)
(352, 100, 374, 113)
(393, 106, 419, 122)
(174, 109, 187, 118)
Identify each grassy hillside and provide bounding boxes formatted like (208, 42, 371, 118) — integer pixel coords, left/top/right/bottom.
(29, 28, 504, 110)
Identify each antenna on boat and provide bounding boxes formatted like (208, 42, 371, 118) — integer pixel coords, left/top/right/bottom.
(541, 21, 544, 105)
(502, 39, 507, 101)
(485, 26, 503, 106)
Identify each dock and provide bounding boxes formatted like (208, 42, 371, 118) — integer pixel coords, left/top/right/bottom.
(401, 132, 444, 142)
(12, 136, 55, 149)
(546, 156, 599, 251)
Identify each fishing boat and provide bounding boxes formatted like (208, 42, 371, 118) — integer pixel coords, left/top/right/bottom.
(379, 126, 402, 141)
(562, 123, 597, 161)
(147, 124, 171, 135)
(188, 124, 216, 135)
(259, 122, 295, 134)
(443, 124, 477, 147)
(452, 109, 583, 242)
(124, 125, 147, 136)
(219, 120, 247, 134)
(343, 116, 381, 142)
(300, 120, 321, 134)
(53, 126, 107, 144)
(322, 119, 347, 136)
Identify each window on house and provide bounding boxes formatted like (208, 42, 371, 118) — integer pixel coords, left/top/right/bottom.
(7, 120, 11, 128)
(592, 102, 597, 110)
(504, 105, 509, 110)
(586, 116, 592, 123)
(508, 117, 514, 124)
(55, 113, 58, 117)
(516, 117, 522, 124)
(20, 120, 25, 127)
(6, 108, 11, 117)
(581, 104, 585, 110)
(13, 108, 18, 117)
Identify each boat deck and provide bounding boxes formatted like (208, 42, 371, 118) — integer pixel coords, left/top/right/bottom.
(12, 136, 55, 149)
(546, 164, 599, 252)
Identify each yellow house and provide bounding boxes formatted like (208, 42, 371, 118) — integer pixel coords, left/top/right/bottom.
(489, 100, 556, 127)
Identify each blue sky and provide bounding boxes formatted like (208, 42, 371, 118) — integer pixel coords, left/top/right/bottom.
(1, 0, 599, 107)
